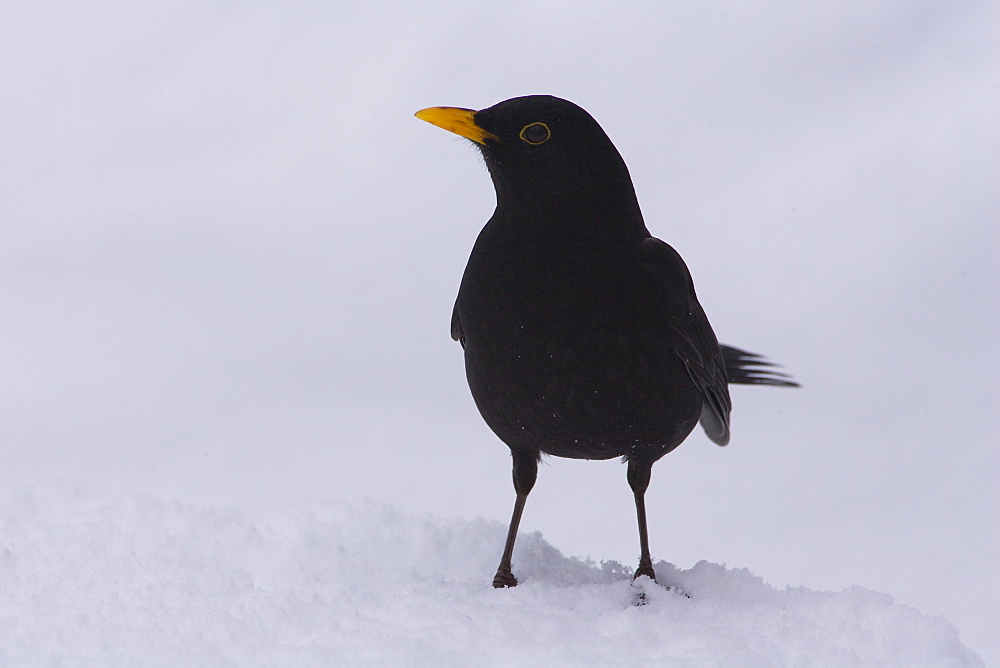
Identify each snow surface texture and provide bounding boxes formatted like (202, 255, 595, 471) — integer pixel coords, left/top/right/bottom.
(0, 493, 981, 666)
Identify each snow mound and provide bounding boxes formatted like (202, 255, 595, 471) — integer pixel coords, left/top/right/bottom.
(0, 492, 981, 666)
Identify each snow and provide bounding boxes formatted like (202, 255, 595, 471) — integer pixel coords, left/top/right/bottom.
(0, 491, 981, 666)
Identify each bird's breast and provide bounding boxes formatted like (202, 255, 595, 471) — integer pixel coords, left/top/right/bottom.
(456, 250, 700, 460)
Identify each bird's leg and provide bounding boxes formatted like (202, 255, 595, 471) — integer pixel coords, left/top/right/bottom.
(493, 449, 538, 588)
(627, 458, 656, 581)
(493, 492, 527, 588)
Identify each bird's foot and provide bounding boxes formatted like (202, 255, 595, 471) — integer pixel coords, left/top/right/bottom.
(631, 572, 690, 605)
(631, 573, 654, 606)
(633, 562, 657, 582)
(632, 561, 656, 605)
(492, 566, 518, 589)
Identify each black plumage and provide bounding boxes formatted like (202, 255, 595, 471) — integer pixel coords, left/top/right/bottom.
(416, 96, 796, 588)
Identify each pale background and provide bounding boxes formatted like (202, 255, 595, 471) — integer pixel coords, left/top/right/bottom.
(2, 2, 996, 662)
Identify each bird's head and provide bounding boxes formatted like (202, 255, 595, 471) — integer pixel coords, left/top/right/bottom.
(416, 95, 644, 233)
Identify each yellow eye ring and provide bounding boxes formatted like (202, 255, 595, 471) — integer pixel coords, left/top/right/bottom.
(519, 122, 551, 145)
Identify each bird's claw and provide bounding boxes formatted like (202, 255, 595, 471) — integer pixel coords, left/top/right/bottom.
(633, 563, 657, 582)
(492, 566, 518, 588)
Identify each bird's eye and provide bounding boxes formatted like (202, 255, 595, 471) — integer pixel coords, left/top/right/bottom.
(519, 122, 551, 145)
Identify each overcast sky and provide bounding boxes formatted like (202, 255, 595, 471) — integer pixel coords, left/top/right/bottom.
(2, 1, 997, 662)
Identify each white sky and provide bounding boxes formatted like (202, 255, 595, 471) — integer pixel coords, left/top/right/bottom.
(2, 1, 997, 662)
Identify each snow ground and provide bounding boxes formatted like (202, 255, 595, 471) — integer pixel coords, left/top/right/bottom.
(0, 491, 982, 666)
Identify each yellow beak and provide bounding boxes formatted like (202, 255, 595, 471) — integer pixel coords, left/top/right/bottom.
(414, 106, 498, 145)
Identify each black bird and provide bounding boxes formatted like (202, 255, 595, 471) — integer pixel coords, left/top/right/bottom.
(416, 96, 796, 588)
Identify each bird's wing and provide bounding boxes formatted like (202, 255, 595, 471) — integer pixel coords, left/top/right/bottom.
(639, 237, 732, 446)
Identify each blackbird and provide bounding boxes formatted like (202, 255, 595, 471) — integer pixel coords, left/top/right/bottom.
(416, 95, 796, 588)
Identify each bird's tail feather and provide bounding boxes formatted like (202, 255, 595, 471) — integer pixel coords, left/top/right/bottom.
(720, 345, 799, 387)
